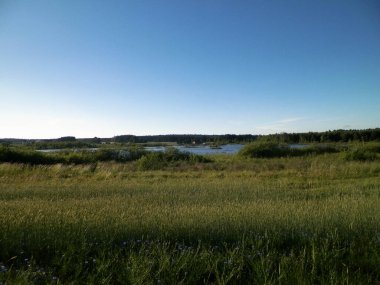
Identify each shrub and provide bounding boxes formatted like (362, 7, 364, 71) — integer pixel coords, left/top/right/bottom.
(0, 146, 60, 165)
(305, 144, 339, 155)
(360, 142, 380, 153)
(64, 152, 93, 164)
(137, 148, 211, 170)
(137, 152, 167, 170)
(239, 142, 339, 158)
(0, 145, 210, 167)
(238, 142, 283, 158)
(189, 154, 212, 163)
(343, 149, 376, 161)
(95, 148, 146, 162)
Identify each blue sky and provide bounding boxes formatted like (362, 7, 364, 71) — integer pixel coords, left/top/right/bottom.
(1, 0, 379, 138)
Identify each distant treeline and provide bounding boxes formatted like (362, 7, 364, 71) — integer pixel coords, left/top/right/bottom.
(112, 134, 258, 144)
(1, 128, 379, 146)
(112, 129, 380, 144)
(238, 141, 380, 161)
(259, 128, 380, 143)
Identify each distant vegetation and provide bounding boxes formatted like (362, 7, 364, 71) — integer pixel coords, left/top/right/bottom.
(113, 128, 380, 144)
(238, 142, 339, 158)
(33, 141, 99, 150)
(239, 141, 380, 161)
(2, 141, 379, 166)
(2, 128, 379, 146)
(0, 128, 379, 283)
(112, 134, 258, 144)
(258, 128, 380, 143)
(0, 145, 212, 167)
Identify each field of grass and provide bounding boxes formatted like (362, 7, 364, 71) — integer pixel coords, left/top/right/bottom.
(0, 153, 380, 284)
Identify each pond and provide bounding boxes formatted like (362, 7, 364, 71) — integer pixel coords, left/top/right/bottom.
(36, 148, 99, 153)
(36, 144, 308, 155)
(145, 144, 244, 155)
(36, 145, 244, 155)
(288, 144, 308, 149)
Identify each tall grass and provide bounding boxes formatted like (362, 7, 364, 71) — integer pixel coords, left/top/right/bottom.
(0, 146, 210, 167)
(0, 155, 379, 283)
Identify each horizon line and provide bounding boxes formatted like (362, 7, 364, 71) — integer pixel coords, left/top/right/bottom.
(1, 127, 379, 141)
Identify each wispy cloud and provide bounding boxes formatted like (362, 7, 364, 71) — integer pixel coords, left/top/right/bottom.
(277, 117, 304, 124)
(256, 117, 304, 133)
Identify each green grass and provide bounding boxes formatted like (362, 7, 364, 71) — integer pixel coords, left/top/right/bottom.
(0, 154, 380, 284)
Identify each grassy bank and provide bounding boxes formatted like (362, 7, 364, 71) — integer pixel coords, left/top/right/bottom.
(0, 154, 379, 284)
(0, 146, 210, 167)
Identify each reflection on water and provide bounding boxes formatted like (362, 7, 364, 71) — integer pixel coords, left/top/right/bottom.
(37, 148, 99, 153)
(36, 145, 243, 154)
(36, 149, 63, 153)
(144, 146, 167, 152)
(36, 144, 308, 155)
(288, 144, 308, 149)
(145, 144, 244, 155)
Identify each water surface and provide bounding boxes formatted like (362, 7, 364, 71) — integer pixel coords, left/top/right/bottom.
(145, 144, 244, 155)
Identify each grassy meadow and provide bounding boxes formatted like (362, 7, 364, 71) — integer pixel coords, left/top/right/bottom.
(0, 148, 380, 284)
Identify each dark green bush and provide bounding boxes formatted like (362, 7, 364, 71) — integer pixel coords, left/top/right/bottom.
(305, 144, 340, 155)
(238, 142, 283, 158)
(360, 142, 380, 153)
(33, 140, 98, 150)
(64, 152, 93, 164)
(137, 148, 211, 170)
(0, 147, 148, 165)
(239, 142, 339, 158)
(163, 147, 188, 161)
(158, 147, 210, 163)
(137, 152, 168, 170)
(343, 149, 376, 161)
(0, 146, 60, 165)
(189, 153, 211, 163)
(94, 148, 146, 162)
